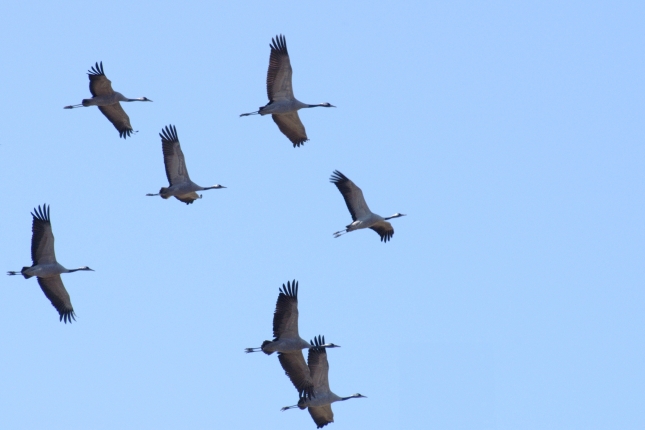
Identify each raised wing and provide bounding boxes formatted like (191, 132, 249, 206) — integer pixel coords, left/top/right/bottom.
(272, 113, 308, 147)
(174, 192, 200, 205)
(30, 204, 56, 265)
(370, 221, 394, 242)
(160, 125, 190, 185)
(273, 280, 300, 340)
(307, 335, 331, 395)
(330, 170, 371, 221)
(37, 276, 76, 323)
(88, 62, 114, 97)
(98, 104, 134, 138)
(308, 404, 334, 429)
(278, 350, 315, 400)
(267, 34, 294, 102)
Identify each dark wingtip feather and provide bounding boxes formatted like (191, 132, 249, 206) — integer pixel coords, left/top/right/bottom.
(87, 61, 105, 76)
(329, 170, 349, 184)
(160, 124, 179, 143)
(270, 34, 288, 55)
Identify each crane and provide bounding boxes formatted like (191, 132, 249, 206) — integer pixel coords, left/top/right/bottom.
(146, 125, 226, 205)
(240, 35, 335, 147)
(281, 335, 366, 428)
(330, 170, 406, 242)
(7, 205, 94, 323)
(64, 62, 152, 138)
(245, 280, 340, 399)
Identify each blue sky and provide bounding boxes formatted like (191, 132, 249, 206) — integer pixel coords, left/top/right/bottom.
(1, 1, 643, 429)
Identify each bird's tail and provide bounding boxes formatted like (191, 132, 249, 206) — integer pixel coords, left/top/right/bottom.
(261, 340, 274, 355)
(159, 187, 170, 199)
(16, 267, 33, 279)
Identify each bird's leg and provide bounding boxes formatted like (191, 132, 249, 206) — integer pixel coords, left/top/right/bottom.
(63, 104, 84, 109)
(146, 193, 159, 196)
(333, 229, 348, 238)
(244, 347, 262, 353)
(7, 271, 20, 276)
(239, 111, 259, 117)
(280, 405, 299, 412)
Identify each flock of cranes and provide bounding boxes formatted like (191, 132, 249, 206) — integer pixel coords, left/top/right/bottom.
(7, 34, 405, 428)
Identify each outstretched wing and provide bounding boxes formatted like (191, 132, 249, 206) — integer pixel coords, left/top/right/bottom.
(87, 62, 114, 97)
(273, 280, 300, 340)
(308, 405, 334, 429)
(370, 221, 394, 242)
(174, 193, 200, 205)
(267, 34, 294, 102)
(278, 350, 315, 400)
(329, 170, 371, 221)
(37, 276, 76, 324)
(98, 104, 134, 138)
(30, 204, 56, 265)
(307, 336, 331, 395)
(160, 125, 191, 185)
(272, 113, 308, 147)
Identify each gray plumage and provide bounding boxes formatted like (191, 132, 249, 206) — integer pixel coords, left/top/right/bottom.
(281, 336, 366, 428)
(240, 35, 335, 147)
(7, 205, 94, 323)
(64, 62, 152, 139)
(146, 125, 226, 205)
(330, 170, 406, 242)
(245, 280, 339, 400)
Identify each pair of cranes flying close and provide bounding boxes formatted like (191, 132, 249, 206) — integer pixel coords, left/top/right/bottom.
(65, 35, 333, 147)
(246, 280, 366, 428)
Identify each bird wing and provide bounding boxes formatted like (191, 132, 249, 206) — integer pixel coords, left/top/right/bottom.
(370, 221, 394, 242)
(267, 34, 294, 102)
(307, 345, 331, 394)
(329, 170, 372, 221)
(278, 351, 315, 399)
(273, 281, 299, 340)
(174, 193, 200, 205)
(160, 125, 190, 185)
(98, 104, 134, 139)
(87, 62, 114, 97)
(30, 205, 56, 265)
(37, 276, 76, 323)
(308, 405, 334, 429)
(272, 113, 308, 147)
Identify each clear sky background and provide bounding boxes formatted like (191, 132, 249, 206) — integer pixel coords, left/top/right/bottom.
(1, 1, 643, 429)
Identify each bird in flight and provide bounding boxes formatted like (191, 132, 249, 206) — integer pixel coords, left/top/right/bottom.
(240, 35, 335, 147)
(64, 61, 152, 138)
(7, 205, 94, 323)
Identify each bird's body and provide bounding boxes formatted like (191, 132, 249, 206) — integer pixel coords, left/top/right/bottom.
(7, 205, 94, 323)
(330, 170, 406, 242)
(240, 35, 335, 147)
(64, 62, 152, 139)
(146, 125, 225, 205)
(246, 280, 339, 400)
(281, 336, 366, 428)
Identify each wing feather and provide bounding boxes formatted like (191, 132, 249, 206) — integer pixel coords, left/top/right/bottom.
(30, 205, 56, 265)
(98, 104, 134, 138)
(278, 350, 315, 399)
(37, 276, 76, 323)
(160, 125, 190, 185)
(272, 113, 308, 147)
(370, 221, 394, 242)
(308, 405, 334, 429)
(307, 338, 331, 394)
(267, 35, 294, 102)
(87, 62, 114, 97)
(273, 280, 300, 340)
(329, 170, 371, 221)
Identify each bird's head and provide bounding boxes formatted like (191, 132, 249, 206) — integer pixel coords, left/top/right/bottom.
(353, 393, 367, 399)
(322, 342, 341, 349)
(393, 213, 406, 218)
(321, 102, 335, 108)
(211, 184, 226, 189)
(141, 97, 153, 102)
